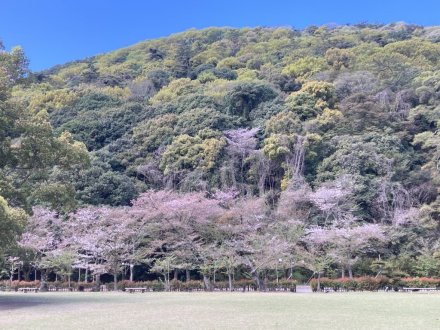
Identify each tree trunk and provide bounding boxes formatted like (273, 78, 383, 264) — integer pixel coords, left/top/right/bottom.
(68, 274, 71, 288)
(341, 267, 345, 279)
(186, 269, 190, 282)
(252, 270, 265, 291)
(24, 269, 30, 281)
(129, 264, 134, 282)
(203, 274, 211, 291)
(93, 274, 101, 292)
(317, 272, 321, 291)
(78, 268, 81, 283)
(228, 273, 233, 291)
(166, 268, 170, 291)
(9, 267, 13, 287)
(85, 267, 89, 283)
(113, 273, 117, 291)
(174, 269, 178, 281)
(348, 265, 353, 279)
(39, 270, 48, 292)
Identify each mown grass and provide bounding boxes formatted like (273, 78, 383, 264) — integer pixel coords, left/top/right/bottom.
(1, 291, 440, 329)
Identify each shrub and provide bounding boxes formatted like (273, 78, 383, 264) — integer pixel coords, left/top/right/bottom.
(212, 281, 230, 290)
(118, 280, 165, 291)
(310, 276, 390, 292)
(400, 277, 440, 288)
(266, 279, 297, 292)
(1, 280, 41, 290)
(235, 279, 258, 291)
(177, 280, 204, 291)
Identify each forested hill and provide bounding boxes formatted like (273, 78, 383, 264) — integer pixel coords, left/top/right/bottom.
(10, 23, 440, 220)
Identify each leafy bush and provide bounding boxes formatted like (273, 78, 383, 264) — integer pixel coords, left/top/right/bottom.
(266, 279, 297, 291)
(0, 280, 40, 290)
(310, 277, 390, 292)
(399, 277, 440, 288)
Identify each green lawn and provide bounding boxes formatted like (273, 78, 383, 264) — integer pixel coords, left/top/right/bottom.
(1, 291, 440, 329)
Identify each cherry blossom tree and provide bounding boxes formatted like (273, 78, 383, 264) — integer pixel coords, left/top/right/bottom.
(308, 176, 356, 224)
(218, 196, 291, 290)
(305, 222, 385, 279)
(132, 190, 224, 286)
(19, 207, 62, 290)
(217, 242, 242, 291)
(330, 224, 385, 278)
(68, 206, 135, 290)
(66, 207, 107, 288)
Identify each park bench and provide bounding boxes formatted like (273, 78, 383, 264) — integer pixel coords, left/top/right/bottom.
(125, 287, 148, 293)
(402, 287, 439, 292)
(48, 286, 74, 292)
(18, 287, 39, 293)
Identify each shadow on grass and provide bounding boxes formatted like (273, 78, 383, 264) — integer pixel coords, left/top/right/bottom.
(0, 293, 108, 311)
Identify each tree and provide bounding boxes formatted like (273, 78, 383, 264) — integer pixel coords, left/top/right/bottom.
(160, 133, 226, 187)
(40, 250, 76, 288)
(325, 48, 353, 70)
(151, 255, 176, 291)
(222, 127, 260, 191)
(0, 197, 26, 253)
(225, 81, 278, 121)
(285, 81, 335, 120)
(67, 206, 141, 290)
(308, 176, 356, 224)
(367, 52, 418, 89)
(0, 45, 29, 88)
(5, 25, 440, 285)
(306, 222, 385, 279)
(220, 196, 289, 290)
(217, 242, 242, 291)
(131, 190, 224, 288)
(6, 256, 23, 285)
(1, 45, 89, 216)
(19, 207, 62, 290)
(282, 56, 328, 80)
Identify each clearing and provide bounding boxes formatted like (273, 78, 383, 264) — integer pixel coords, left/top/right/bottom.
(1, 291, 439, 329)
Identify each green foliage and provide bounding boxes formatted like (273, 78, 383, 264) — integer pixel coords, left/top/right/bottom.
(6, 24, 440, 290)
(1, 45, 89, 219)
(265, 111, 302, 136)
(282, 56, 328, 80)
(175, 108, 239, 136)
(4, 25, 440, 272)
(160, 133, 226, 176)
(263, 134, 294, 161)
(0, 197, 26, 252)
(325, 48, 353, 70)
(132, 114, 179, 153)
(310, 276, 390, 291)
(285, 81, 335, 120)
(73, 157, 138, 206)
(225, 81, 278, 120)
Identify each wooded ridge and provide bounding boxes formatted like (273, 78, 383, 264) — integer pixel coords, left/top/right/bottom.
(1, 23, 440, 286)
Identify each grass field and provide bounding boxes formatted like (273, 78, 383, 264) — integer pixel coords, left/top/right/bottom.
(1, 291, 440, 330)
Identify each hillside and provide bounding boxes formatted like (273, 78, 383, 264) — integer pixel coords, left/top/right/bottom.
(15, 24, 440, 211)
(2, 23, 440, 281)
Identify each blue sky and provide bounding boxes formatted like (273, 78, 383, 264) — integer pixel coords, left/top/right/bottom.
(1, 0, 439, 71)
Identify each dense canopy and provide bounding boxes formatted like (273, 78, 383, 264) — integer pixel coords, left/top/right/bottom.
(2, 23, 440, 288)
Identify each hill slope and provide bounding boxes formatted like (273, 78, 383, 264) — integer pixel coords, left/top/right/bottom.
(12, 23, 440, 222)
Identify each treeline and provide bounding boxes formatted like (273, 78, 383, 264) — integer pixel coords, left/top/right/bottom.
(13, 190, 384, 291)
(8, 188, 437, 291)
(7, 23, 440, 211)
(1, 23, 440, 284)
